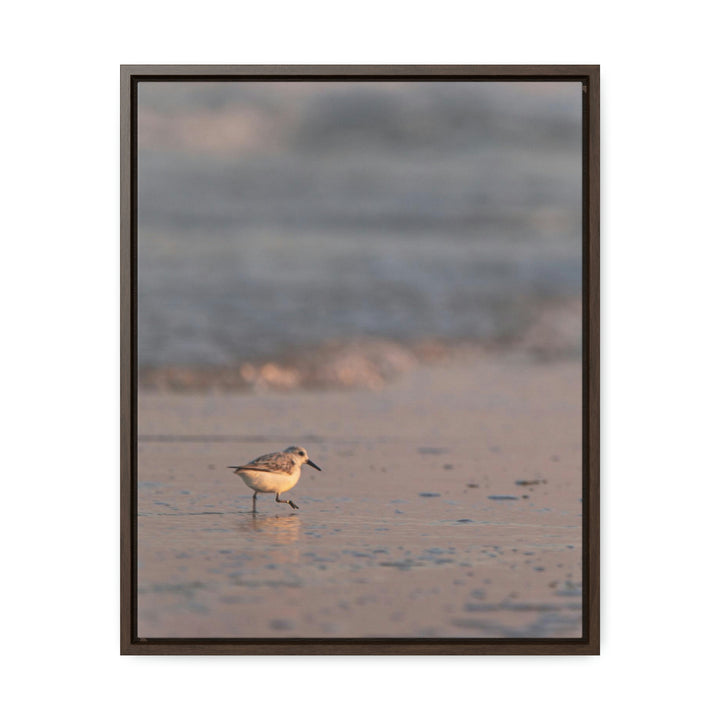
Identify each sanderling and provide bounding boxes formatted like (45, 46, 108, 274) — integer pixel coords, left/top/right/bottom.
(228, 445, 321, 512)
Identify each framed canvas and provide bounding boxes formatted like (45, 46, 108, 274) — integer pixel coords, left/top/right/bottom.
(121, 65, 599, 655)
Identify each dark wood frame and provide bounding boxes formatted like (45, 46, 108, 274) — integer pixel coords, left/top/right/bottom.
(121, 65, 599, 655)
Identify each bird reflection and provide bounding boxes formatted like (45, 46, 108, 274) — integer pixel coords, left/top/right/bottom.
(237, 513, 301, 545)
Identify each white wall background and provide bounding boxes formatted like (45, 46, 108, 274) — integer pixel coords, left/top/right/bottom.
(2, 1, 717, 718)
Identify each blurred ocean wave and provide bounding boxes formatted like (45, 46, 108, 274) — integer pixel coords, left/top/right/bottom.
(138, 81, 582, 377)
(139, 297, 581, 393)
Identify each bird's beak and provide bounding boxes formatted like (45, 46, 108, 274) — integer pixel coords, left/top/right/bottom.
(307, 458, 322, 471)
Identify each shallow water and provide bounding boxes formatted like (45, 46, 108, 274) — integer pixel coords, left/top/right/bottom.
(136, 356, 583, 638)
(137, 370, 583, 640)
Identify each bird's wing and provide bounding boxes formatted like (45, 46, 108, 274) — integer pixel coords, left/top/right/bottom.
(234, 451, 295, 475)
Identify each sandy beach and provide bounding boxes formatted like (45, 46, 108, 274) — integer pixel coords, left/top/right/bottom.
(137, 351, 582, 638)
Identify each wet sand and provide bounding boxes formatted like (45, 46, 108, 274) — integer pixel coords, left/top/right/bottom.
(137, 354, 582, 638)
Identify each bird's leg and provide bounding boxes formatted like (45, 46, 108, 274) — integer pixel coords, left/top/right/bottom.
(275, 493, 299, 510)
(252, 491, 258, 513)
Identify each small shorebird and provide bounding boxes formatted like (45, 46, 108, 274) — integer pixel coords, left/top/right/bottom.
(228, 446, 321, 512)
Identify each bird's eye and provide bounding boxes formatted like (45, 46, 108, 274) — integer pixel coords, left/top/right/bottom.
(298, 450, 305, 456)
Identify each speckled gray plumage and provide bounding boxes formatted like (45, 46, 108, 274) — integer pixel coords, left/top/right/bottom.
(231, 450, 297, 475)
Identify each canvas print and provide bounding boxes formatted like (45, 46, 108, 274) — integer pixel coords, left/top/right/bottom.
(136, 79, 583, 639)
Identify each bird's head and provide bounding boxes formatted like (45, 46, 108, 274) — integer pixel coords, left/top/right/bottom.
(285, 446, 322, 471)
